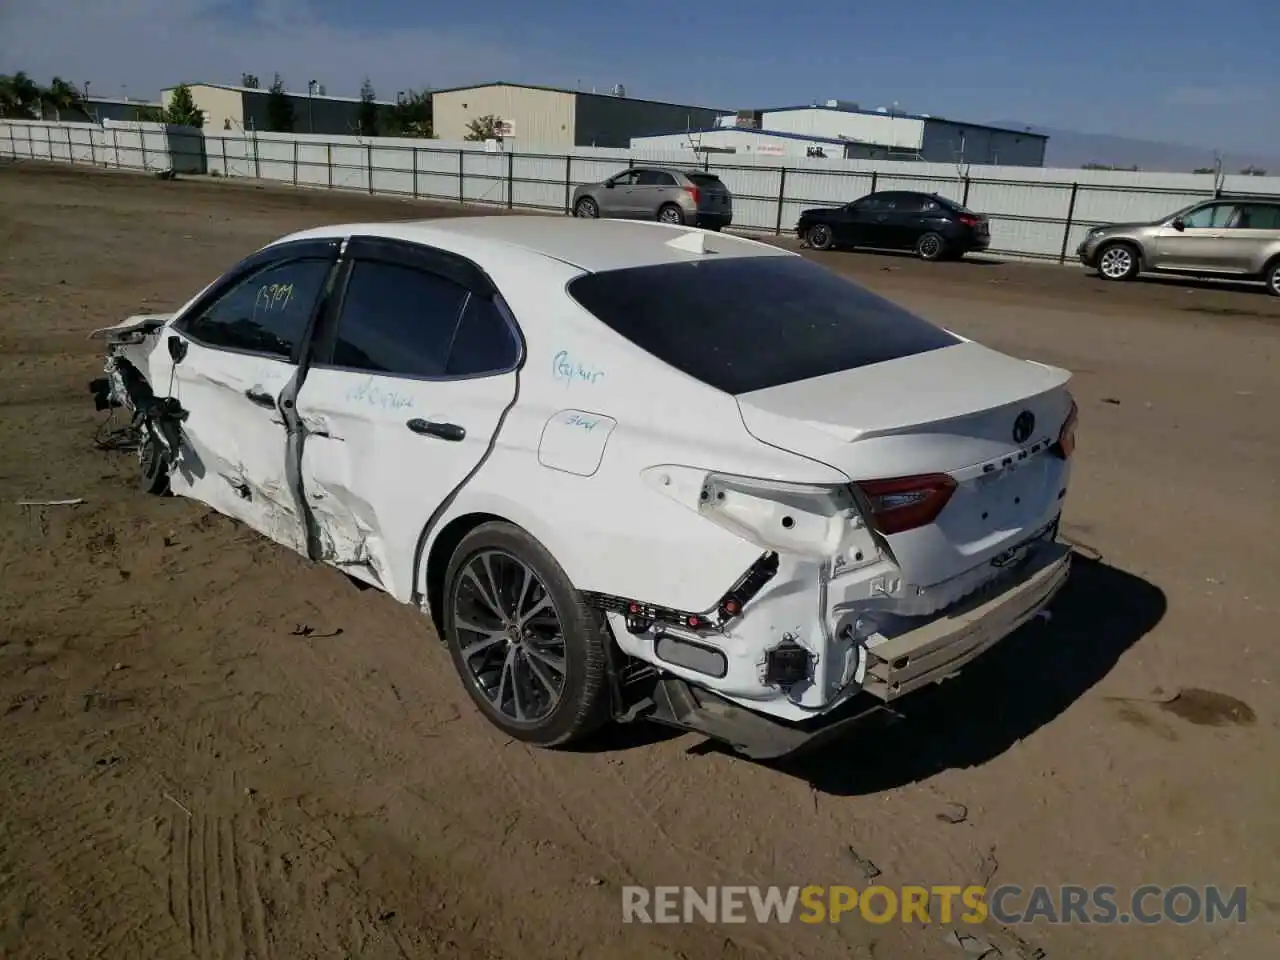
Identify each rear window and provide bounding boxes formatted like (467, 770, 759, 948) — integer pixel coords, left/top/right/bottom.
(566, 255, 960, 395)
(686, 173, 723, 188)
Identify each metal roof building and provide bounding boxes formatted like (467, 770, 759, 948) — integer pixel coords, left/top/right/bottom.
(160, 82, 397, 135)
(430, 81, 727, 149)
(754, 101, 1048, 166)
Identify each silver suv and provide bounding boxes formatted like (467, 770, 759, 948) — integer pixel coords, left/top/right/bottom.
(571, 166, 733, 231)
(1078, 196, 1280, 296)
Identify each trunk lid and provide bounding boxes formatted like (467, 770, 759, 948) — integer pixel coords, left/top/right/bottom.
(735, 341, 1073, 587)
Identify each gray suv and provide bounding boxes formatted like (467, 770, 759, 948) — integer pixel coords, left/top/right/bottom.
(1078, 196, 1280, 296)
(572, 166, 733, 231)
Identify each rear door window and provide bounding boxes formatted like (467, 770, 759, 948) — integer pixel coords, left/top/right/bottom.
(567, 254, 959, 395)
(329, 260, 469, 378)
(1234, 204, 1280, 230)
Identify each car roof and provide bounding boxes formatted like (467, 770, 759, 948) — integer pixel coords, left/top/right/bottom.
(275, 215, 793, 274)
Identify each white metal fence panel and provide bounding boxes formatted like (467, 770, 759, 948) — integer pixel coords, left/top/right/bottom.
(7, 119, 1280, 263)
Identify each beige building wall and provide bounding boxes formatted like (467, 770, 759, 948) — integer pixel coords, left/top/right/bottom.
(161, 85, 245, 132)
(433, 85, 575, 147)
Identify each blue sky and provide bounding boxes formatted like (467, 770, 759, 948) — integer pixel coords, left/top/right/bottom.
(4, 0, 1277, 154)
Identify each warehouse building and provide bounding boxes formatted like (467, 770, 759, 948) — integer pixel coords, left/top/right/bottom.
(631, 127, 912, 161)
(44, 95, 164, 124)
(755, 101, 1048, 166)
(430, 82, 726, 149)
(159, 82, 397, 135)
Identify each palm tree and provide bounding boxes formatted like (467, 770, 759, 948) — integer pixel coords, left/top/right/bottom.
(0, 71, 42, 119)
(42, 76, 84, 121)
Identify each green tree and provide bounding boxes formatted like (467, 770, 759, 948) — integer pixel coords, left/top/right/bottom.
(163, 82, 203, 127)
(464, 114, 503, 141)
(357, 77, 379, 136)
(387, 89, 432, 138)
(41, 76, 83, 121)
(0, 71, 42, 118)
(265, 73, 294, 132)
(241, 73, 260, 89)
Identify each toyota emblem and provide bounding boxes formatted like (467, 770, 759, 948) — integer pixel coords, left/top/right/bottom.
(1012, 410, 1036, 444)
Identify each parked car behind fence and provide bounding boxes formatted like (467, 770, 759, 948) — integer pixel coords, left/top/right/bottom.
(572, 166, 733, 231)
(1077, 196, 1280, 296)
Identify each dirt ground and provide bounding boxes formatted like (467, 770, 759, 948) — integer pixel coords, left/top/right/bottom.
(1, 160, 1277, 960)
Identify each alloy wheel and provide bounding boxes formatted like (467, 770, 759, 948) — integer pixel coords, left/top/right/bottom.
(918, 234, 942, 259)
(451, 549, 568, 724)
(1099, 246, 1134, 279)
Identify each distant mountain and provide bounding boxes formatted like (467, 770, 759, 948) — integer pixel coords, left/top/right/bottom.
(988, 121, 1279, 176)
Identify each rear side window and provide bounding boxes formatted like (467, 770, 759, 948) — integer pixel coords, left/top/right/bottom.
(686, 173, 723, 188)
(331, 260, 468, 377)
(446, 297, 521, 376)
(567, 255, 960, 395)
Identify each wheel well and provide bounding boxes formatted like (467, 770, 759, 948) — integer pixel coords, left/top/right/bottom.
(1098, 238, 1142, 259)
(423, 512, 506, 633)
(1263, 253, 1280, 275)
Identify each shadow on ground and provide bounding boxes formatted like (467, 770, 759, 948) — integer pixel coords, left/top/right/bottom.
(730, 553, 1166, 793)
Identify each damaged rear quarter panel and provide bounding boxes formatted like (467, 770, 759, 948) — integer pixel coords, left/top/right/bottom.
(418, 260, 851, 616)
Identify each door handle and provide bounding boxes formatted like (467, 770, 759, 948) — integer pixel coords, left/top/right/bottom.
(406, 418, 465, 442)
(244, 389, 276, 409)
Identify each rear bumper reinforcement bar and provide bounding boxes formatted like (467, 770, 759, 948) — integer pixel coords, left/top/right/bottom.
(862, 542, 1072, 702)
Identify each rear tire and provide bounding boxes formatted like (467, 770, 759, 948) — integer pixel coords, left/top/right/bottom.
(1264, 257, 1280, 297)
(915, 232, 946, 261)
(657, 203, 685, 225)
(441, 521, 611, 748)
(1096, 242, 1140, 282)
(806, 223, 834, 250)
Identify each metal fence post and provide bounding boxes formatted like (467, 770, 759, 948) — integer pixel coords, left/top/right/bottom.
(89, 126, 97, 165)
(326, 142, 333, 189)
(962, 175, 971, 207)
(66, 126, 74, 164)
(506, 151, 514, 209)
(458, 150, 465, 204)
(869, 170, 878, 193)
(564, 155, 572, 213)
(140, 126, 148, 171)
(775, 167, 787, 235)
(366, 143, 374, 194)
(220, 136, 227, 175)
(293, 139, 299, 187)
(411, 147, 419, 199)
(253, 132, 261, 180)
(1058, 182, 1080, 264)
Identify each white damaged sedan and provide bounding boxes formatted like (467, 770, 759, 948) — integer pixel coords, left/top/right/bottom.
(90, 216, 1077, 758)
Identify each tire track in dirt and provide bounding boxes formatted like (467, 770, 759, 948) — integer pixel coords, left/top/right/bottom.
(165, 808, 271, 960)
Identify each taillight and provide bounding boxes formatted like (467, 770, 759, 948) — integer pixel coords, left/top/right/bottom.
(958, 214, 981, 227)
(856, 473, 957, 535)
(1053, 397, 1078, 459)
(683, 185, 701, 204)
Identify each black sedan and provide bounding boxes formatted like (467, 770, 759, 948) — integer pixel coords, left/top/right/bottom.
(797, 190, 991, 261)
